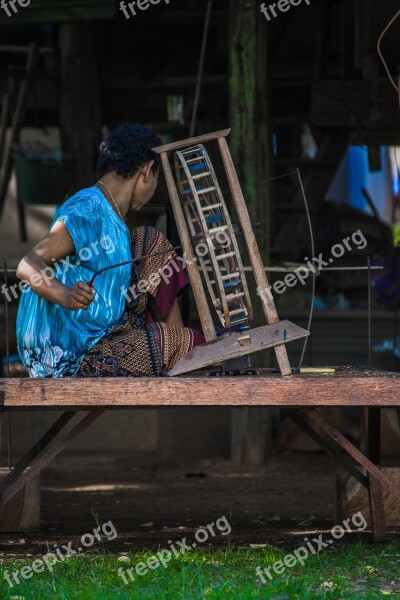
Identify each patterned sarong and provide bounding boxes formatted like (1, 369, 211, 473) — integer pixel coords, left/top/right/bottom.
(77, 226, 204, 377)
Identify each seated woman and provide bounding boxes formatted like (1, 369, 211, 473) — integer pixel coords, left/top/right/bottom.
(16, 123, 204, 378)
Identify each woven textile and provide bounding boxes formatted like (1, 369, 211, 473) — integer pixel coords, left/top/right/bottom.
(78, 226, 203, 377)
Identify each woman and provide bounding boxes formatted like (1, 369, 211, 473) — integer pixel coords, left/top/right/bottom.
(16, 123, 204, 378)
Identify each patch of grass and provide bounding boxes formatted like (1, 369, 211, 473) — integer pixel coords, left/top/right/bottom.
(0, 542, 399, 599)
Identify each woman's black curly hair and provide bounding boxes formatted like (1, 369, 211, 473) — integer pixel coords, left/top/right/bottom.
(96, 123, 162, 180)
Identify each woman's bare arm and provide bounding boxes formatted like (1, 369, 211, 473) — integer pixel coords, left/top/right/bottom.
(16, 221, 95, 311)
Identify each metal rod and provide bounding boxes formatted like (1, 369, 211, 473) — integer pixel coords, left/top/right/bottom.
(368, 256, 372, 368)
(256, 266, 382, 273)
(88, 245, 182, 287)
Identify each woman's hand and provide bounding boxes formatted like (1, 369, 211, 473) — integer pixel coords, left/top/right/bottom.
(61, 282, 95, 311)
(16, 222, 96, 310)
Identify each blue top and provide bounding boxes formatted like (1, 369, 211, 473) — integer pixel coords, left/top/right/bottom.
(16, 186, 132, 378)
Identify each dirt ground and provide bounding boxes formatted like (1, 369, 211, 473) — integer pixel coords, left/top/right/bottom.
(0, 452, 395, 559)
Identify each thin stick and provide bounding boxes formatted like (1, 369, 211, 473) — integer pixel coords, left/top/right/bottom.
(88, 245, 182, 287)
(297, 169, 315, 369)
(377, 7, 400, 105)
(368, 256, 372, 368)
(190, 0, 213, 137)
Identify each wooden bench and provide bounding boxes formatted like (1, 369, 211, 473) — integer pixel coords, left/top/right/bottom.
(0, 365, 399, 542)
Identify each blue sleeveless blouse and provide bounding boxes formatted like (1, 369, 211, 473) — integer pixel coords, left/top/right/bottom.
(16, 187, 132, 378)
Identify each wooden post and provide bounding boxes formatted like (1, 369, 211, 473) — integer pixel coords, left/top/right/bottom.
(59, 24, 102, 192)
(228, 0, 286, 469)
(363, 407, 386, 541)
(229, 0, 271, 258)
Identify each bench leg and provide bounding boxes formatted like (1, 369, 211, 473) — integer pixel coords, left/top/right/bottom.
(286, 408, 394, 541)
(0, 409, 104, 507)
(0, 411, 76, 489)
(363, 407, 386, 542)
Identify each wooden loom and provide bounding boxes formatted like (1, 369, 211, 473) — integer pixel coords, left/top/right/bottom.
(153, 129, 309, 376)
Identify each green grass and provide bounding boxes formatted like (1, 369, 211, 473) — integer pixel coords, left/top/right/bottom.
(0, 542, 399, 599)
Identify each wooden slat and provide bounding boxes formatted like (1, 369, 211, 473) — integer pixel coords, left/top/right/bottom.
(153, 129, 231, 155)
(168, 320, 309, 376)
(2, 367, 400, 407)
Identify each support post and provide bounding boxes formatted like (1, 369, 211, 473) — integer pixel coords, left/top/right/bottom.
(363, 407, 386, 542)
(59, 23, 102, 191)
(229, 0, 272, 256)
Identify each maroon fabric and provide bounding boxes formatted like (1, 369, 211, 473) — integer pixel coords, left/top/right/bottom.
(145, 264, 189, 324)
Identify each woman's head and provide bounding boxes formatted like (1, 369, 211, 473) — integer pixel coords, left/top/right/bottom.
(96, 123, 162, 210)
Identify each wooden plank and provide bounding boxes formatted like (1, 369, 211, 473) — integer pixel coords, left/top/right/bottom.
(2, 368, 400, 407)
(218, 136, 291, 376)
(159, 152, 216, 341)
(153, 129, 231, 155)
(168, 320, 309, 376)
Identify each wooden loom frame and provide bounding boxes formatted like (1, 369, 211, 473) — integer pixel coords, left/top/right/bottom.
(153, 129, 308, 376)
